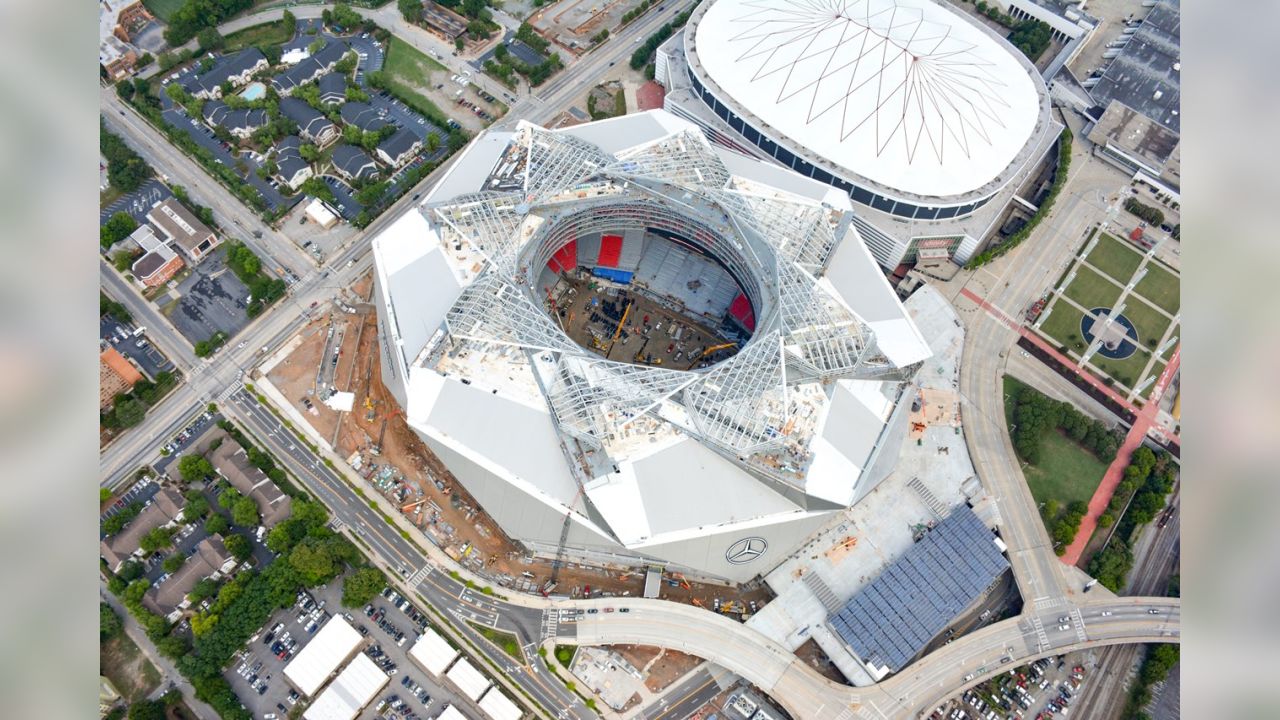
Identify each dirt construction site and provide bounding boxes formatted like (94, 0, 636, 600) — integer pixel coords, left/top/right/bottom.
(264, 271, 775, 615)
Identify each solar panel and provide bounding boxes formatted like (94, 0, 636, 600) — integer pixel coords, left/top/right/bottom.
(827, 505, 1010, 672)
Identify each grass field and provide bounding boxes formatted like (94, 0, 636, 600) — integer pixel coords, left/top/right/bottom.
(1092, 347, 1156, 390)
(143, 0, 186, 22)
(224, 20, 294, 51)
(1134, 260, 1180, 315)
(1121, 295, 1173, 349)
(1085, 233, 1143, 283)
(1003, 377, 1108, 510)
(1063, 265, 1123, 310)
(468, 621, 523, 660)
(101, 632, 161, 702)
(1039, 300, 1086, 351)
(385, 36, 447, 86)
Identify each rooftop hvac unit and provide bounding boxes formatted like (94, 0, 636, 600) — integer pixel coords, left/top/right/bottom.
(1153, 89, 1163, 100)
(1103, 49, 1122, 59)
(1122, 27, 1138, 34)
(1082, 77, 1101, 88)
(1173, 61, 1181, 71)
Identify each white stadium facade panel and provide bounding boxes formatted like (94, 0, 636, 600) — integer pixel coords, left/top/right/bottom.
(372, 110, 931, 584)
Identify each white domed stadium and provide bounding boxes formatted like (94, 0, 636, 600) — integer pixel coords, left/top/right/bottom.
(657, 0, 1062, 269)
(371, 111, 930, 583)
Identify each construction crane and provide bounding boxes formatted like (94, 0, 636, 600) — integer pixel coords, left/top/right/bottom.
(687, 342, 736, 369)
(371, 408, 403, 455)
(549, 484, 587, 586)
(603, 301, 632, 359)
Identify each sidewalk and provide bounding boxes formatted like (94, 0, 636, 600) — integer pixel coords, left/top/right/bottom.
(100, 583, 220, 719)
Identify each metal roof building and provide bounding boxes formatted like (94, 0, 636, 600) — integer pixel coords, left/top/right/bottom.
(478, 687, 522, 720)
(283, 617, 363, 697)
(371, 110, 930, 584)
(826, 504, 1009, 678)
(408, 628, 459, 676)
(302, 654, 389, 720)
(445, 657, 491, 702)
(437, 706, 473, 720)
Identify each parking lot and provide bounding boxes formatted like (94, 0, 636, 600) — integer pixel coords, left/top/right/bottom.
(932, 653, 1089, 720)
(227, 576, 468, 720)
(100, 477, 161, 534)
(152, 410, 221, 478)
(101, 316, 175, 380)
(159, 249, 254, 346)
(100, 178, 174, 228)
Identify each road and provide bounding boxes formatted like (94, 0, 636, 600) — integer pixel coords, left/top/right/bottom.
(225, 375, 1178, 720)
(641, 667, 723, 720)
(1069, 489, 1180, 720)
(99, 9, 1182, 719)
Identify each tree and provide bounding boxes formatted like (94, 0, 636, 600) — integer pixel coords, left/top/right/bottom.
(204, 513, 230, 536)
(225, 533, 253, 561)
(139, 526, 176, 554)
(218, 487, 242, 511)
(178, 454, 215, 482)
(232, 496, 260, 527)
(197, 27, 224, 52)
(100, 602, 123, 641)
(163, 553, 186, 573)
(100, 211, 139, 249)
(398, 0, 423, 23)
(299, 143, 320, 162)
(127, 700, 166, 720)
(455, 37, 465, 52)
(342, 567, 387, 607)
(113, 398, 147, 428)
(308, 38, 326, 54)
(426, 132, 440, 152)
(289, 542, 337, 586)
(332, 4, 362, 29)
(181, 497, 211, 524)
(188, 577, 220, 603)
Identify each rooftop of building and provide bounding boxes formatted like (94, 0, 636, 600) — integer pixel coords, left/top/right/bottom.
(1089, 0, 1180, 132)
(686, 0, 1049, 200)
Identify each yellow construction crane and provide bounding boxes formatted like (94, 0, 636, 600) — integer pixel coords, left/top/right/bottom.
(687, 342, 737, 369)
(604, 301, 632, 359)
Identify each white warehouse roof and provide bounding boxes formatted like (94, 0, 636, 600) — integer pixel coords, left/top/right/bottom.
(302, 654, 389, 720)
(408, 628, 459, 676)
(446, 657, 491, 701)
(437, 706, 473, 720)
(478, 687, 522, 720)
(284, 617, 362, 697)
(693, 0, 1042, 198)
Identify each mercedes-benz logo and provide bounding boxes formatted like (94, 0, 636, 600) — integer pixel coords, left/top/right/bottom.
(725, 537, 768, 564)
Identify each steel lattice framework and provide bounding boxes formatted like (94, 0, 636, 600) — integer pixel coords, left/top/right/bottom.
(426, 123, 918, 479)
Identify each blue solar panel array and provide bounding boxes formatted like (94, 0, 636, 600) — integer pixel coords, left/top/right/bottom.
(827, 504, 1009, 673)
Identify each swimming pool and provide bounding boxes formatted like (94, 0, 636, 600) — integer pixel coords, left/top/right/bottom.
(239, 82, 266, 101)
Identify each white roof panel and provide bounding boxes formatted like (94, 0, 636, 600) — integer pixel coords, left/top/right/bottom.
(821, 232, 931, 367)
(446, 657, 491, 701)
(478, 687, 522, 720)
(408, 628, 459, 676)
(284, 617, 362, 697)
(302, 654, 389, 720)
(438, 706, 474, 720)
(694, 0, 1042, 198)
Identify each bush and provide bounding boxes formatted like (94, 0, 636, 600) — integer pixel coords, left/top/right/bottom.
(101, 122, 153, 193)
(1125, 197, 1165, 227)
(967, 129, 1072, 268)
(101, 602, 123, 641)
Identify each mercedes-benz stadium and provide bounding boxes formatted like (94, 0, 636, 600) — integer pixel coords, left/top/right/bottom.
(371, 111, 931, 583)
(657, 0, 1063, 269)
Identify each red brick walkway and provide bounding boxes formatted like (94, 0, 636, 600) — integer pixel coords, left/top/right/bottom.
(960, 288, 1181, 565)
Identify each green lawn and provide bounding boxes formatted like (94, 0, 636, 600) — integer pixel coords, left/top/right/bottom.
(101, 185, 124, 209)
(1038, 299, 1086, 352)
(468, 621, 523, 661)
(1084, 233, 1143, 283)
(143, 0, 186, 22)
(1120, 295, 1173, 350)
(1134, 260, 1180, 315)
(384, 36, 447, 87)
(1063, 265, 1123, 311)
(1091, 347, 1156, 391)
(1003, 377, 1109, 510)
(224, 20, 294, 51)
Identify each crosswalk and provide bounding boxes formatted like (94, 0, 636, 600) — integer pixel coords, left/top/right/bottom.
(1071, 608, 1088, 643)
(1029, 616, 1049, 651)
(407, 563, 433, 587)
(541, 609, 560, 639)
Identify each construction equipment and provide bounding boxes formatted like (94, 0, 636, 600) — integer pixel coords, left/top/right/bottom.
(687, 342, 737, 369)
(401, 498, 428, 513)
(603, 300, 632, 359)
(370, 408, 403, 455)
(549, 484, 587, 586)
(671, 572, 691, 590)
(691, 597, 705, 608)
